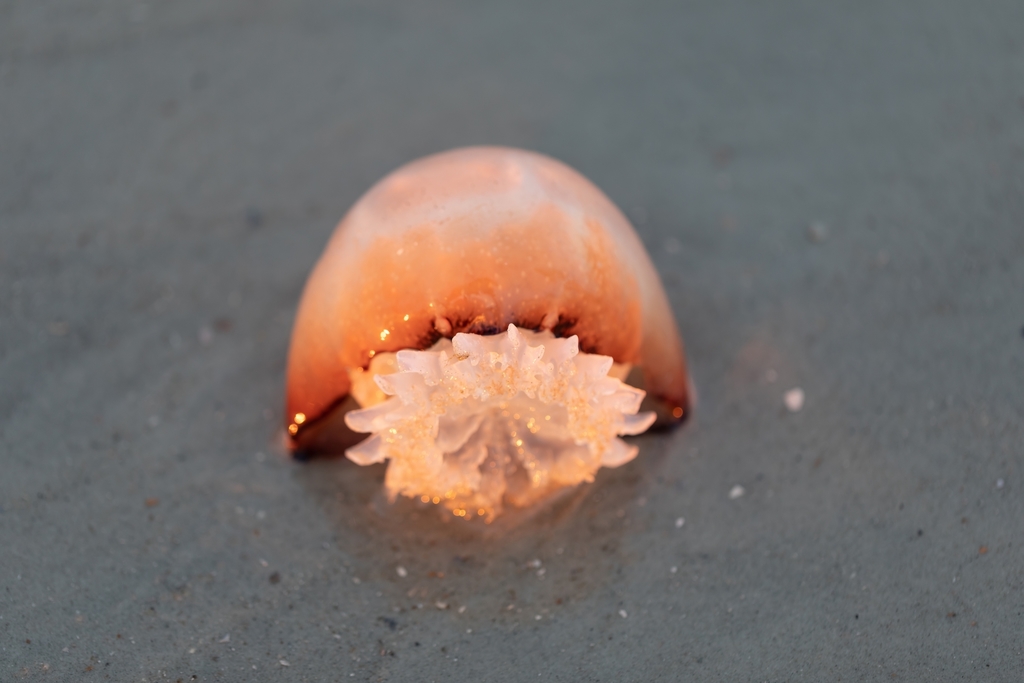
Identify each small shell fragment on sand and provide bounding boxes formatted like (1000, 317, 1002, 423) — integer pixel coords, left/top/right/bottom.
(675, 517, 685, 528)
(784, 388, 805, 412)
(729, 485, 746, 500)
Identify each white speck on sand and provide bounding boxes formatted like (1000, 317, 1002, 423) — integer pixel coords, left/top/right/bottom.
(729, 485, 746, 500)
(675, 517, 685, 528)
(279, 659, 290, 667)
(396, 566, 407, 578)
(996, 478, 1005, 489)
(527, 558, 542, 568)
(618, 609, 628, 618)
(784, 388, 805, 412)
(670, 566, 678, 573)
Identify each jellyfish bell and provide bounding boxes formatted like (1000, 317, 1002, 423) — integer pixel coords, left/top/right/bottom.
(285, 146, 690, 519)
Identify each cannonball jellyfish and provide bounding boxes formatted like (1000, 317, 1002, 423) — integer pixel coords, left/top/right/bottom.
(285, 146, 690, 520)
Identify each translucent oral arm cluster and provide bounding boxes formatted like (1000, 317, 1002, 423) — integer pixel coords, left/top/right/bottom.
(343, 324, 655, 520)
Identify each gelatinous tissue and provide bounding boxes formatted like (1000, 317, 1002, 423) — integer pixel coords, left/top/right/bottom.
(344, 325, 655, 520)
(284, 147, 691, 520)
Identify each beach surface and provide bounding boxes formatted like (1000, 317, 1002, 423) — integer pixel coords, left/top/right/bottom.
(2, 1, 1023, 680)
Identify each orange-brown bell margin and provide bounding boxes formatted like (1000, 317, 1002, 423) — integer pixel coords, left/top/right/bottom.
(284, 146, 690, 454)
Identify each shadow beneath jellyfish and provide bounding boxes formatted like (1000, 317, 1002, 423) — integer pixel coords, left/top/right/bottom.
(290, 426, 682, 620)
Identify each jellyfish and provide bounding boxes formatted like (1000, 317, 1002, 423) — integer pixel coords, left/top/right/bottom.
(285, 146, 690, 520)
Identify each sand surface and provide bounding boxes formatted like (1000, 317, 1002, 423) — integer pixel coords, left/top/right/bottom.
(2, 1, 1023, 680)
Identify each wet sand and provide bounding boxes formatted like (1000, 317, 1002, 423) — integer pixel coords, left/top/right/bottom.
(2, 2, 1023, 680)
